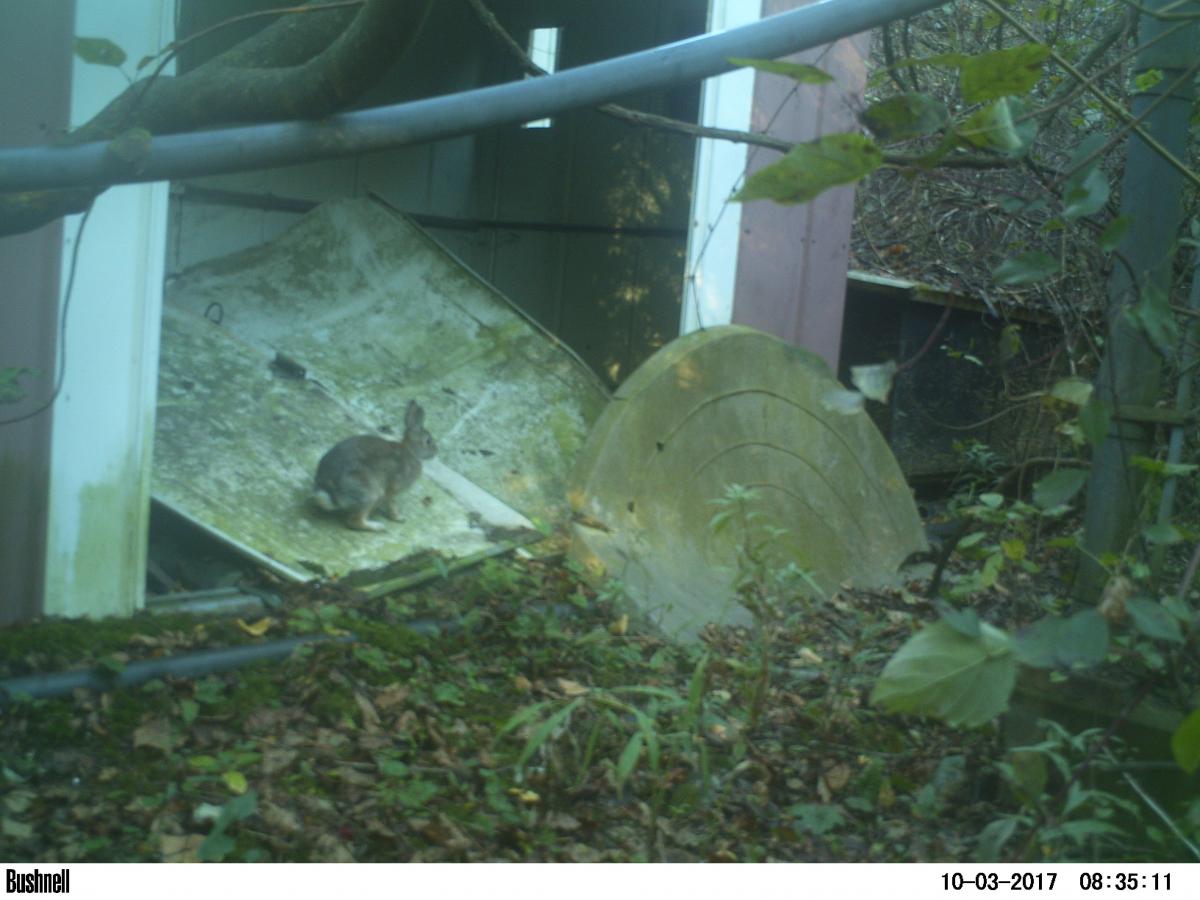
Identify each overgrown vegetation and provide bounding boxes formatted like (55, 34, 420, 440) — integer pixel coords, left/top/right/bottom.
(4, 0, 1200, 865)
(0, 549, 1039, 862)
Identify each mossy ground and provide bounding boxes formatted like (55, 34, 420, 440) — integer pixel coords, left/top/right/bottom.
(0, 554, 1120, 861)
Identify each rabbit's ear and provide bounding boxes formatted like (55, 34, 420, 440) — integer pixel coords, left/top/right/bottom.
(406, 401, 423, 427)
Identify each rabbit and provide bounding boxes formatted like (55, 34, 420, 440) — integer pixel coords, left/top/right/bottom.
(311, 400, 437, 531)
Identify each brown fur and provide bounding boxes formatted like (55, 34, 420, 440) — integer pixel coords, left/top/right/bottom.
(312, 400, 436, 531)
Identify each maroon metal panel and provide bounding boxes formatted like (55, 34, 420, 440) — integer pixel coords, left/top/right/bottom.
(0, 1, 75, 624)
(731, 0, 868, 372)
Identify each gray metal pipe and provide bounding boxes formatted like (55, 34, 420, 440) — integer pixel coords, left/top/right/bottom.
(0, 634, 355, 704)
(0, 0, 947, 192)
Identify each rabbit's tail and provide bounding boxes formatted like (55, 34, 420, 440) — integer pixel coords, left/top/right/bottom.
(311, 489, 338, 511)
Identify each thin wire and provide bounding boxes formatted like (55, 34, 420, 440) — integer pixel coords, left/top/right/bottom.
(683, 43, 838, 332)
(0, 204, 93, 427)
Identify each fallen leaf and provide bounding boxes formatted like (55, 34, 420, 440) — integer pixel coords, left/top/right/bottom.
(821, 762, 852, 794)
(259, 801, 302, 834)
(4, 790, 34, 814)
(313, 834, 355, 862)
(2, 817, 33, 840)
(261, 748, 298, 776)
(236, 617, 274, 637)
(556, 678, 588, 697)
(132, 718, 176, 753)
(354, 692, 382, 731)
(160, 833, 204, 863)
(373, 683, 411, 712)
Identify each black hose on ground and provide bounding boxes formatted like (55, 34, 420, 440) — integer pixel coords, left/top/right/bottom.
(0, 633, 356, 705)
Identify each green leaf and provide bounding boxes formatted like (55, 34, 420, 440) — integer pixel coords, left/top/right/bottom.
(222, 770, 248, 795)
(179, 699, 199, 725)
(1126, 596, 1184, 643)
(850, 360, 897, 402)
(1062, 166, 1110, 220)
(74, 36, 127, 68)
(1078, 395, 1112, 447)
(727, 57, 833, 83)
(975, 817, 1021, 862)
(615, 731, 643, 790)
(1001, 538, 1026, 561)
(106, 128, 153, 167)
(936, 600, 981, 638)
(1131, 455, 1197, 478)
(1032, 468, 1087, 509)
(859, 93, 950, 144)
(958, 97, 1037, 156)
(1098, 215, 1132, 252)
(197, 831, 235, 862)
(871, 620, 1017, 728)
(733, 133, 882, 205)
(1133, 68, 1164, 92)
(789, 803, 845, 835)
(1170, 708, 1200, 774)
(889, 52, 969, 71)
(498, 700, 552, 735)
(1007, 750, 1048, 806)
(1050, 377, 1092, 406)
(1142, 522, 1183, 545)
(993, 250, 1059, 285)
(515, 698, 583, 769)
(1129, 284, 1180, 358)
(820, 388, 865, 414)
(1013, 609, 1108, 668)
(0, 367, 39, 405)
(960, 43, 1050, 102)
(685, 651, 709, 729)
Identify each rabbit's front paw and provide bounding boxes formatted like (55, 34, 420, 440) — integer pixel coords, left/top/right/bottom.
(347, 510, 387, 532)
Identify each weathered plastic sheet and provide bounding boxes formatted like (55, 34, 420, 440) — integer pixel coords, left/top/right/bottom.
(154, 198, 609, 581)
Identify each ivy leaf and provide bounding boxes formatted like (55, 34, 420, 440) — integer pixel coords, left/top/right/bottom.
(1125, 596, 1184, 643)
(936, 600, 981, 638)
(993, 251, 1059, 286)
(790, 803, 845, 835)
(859, 93, 950, 144)
(1032, 468, 1088, 510)
(1078, 395, 1112, 447)
(1171, 708, 1200, 774)
(1050, 377, 1092, 406)
(1062, 135, 1111, 220)
(1142, 522, 1183, 546)
(727, 57, 833, 83)
(1062, 166, 1110, 220)
(733, 133, 883, 205)
(1128, 284, 1180, 358)
(1099, 215, 1132, 252)
(871, 620, 1017, 728)
(975, 817, 1021, 862)
(1133, 68, 1164, 92)
(958, 97, 1037, 156)
(960, 43, 1051, 102)
(1131, 455, 1197, 478)
(106, 128, 154, 168)
(74, 36, 127, 68)
(1013, 609, 1108, 668)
